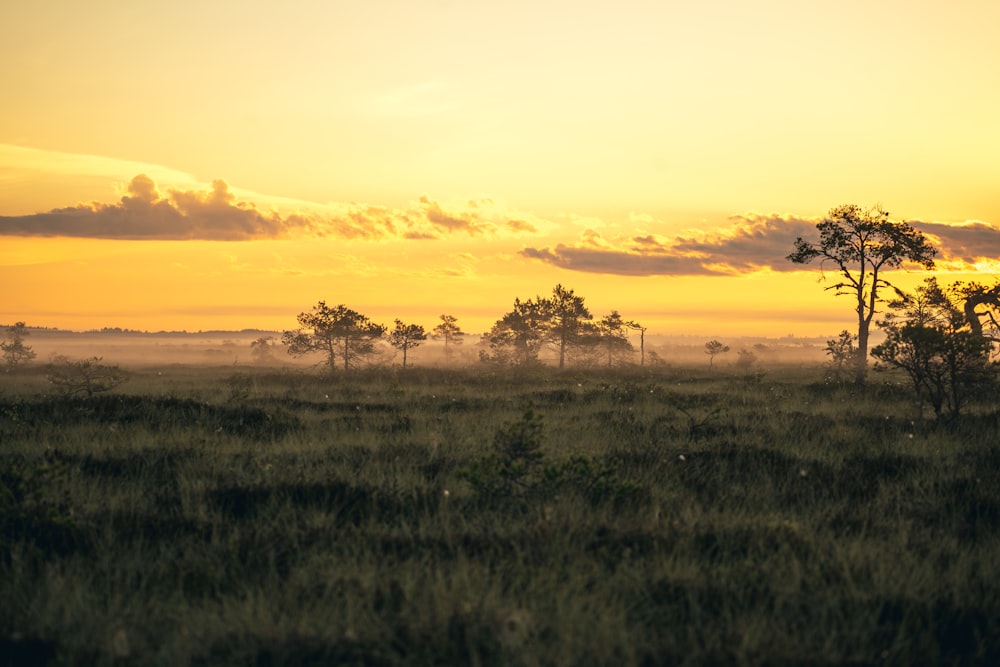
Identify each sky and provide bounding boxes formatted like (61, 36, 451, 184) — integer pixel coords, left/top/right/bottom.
(2, 0, 998, 338)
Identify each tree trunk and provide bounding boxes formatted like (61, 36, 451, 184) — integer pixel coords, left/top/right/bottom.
(326, 339, 337, 374)
(855, 319, 869, 385)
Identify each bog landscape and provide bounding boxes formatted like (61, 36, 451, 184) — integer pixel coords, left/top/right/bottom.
(2, 269, 999, 666)
(4, 3, 1000, 664)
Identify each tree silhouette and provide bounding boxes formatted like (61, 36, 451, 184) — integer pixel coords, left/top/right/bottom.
(787, 204, 936, 384)
(542, 284, 595, 368)
(432, 314, 465, 360)
(626, 321, 647, 366)
(872, 278, 995, 421)
(388, 320, 427, 368)
(480, 297, 548, 366)
(735, 348, 758, 369)
(481, 286, 598, 367)
(704, 340, 729, 367)
(282, 302, 385, 372)
(824, 330, 858, 383)
(596, 311, 636, 368)
(249, 336, 277, 364)
(2, 322, 36, 369)
(47, 356, 127, 397)
(954, 281, 1000, 343)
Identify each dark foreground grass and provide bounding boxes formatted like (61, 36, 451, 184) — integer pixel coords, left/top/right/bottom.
(1, 365, 999, 665)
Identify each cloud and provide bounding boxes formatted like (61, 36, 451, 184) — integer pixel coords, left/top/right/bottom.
(419, 196, 487, 235)
(0, 174, 546, 241)
(521, 245, 714, 276)
(521, 214, 818, 276)
(506, 219, 537, 233)
(0, 175, 313, 240)
(911, 220, 1000, 266)
(521, 213, 1000, 277)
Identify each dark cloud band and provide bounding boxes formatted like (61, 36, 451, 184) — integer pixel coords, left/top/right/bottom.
(0, 175, 539, 241)
(521, 214, 1000, 277)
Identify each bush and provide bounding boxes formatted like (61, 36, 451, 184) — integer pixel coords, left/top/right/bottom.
(47, 356, 127, 398)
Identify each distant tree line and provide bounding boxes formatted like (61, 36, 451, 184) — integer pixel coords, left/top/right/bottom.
(279, 285, 647, 372)
(4, 201, 997, 421)
(273, 201, 998, 420)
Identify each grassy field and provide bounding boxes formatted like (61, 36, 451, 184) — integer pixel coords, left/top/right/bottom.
(2, 363, 998, 666)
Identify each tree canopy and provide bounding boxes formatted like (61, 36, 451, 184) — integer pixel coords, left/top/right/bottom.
(281, 302, 385, 372)
(872, 278, 995, 421)
(1, 322, 36, 369)
(787, 204, 936, 384)
(388, 320, 427, 368)
(543, 284, 594, 368)
(480, 297, 549, 366)
(480, 286, 619, 367)
(596, 311, 637, 368)
(432, 314, 465, 360)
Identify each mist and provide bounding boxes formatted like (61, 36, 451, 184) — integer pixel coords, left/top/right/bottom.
(15, 328, 831, 370)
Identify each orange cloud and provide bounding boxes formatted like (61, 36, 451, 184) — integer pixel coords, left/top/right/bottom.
(0, 175, 315, 240)
(911, 220, 1000, 266)
(522, 214, 1000, 276)
(0, 175, 545, 242)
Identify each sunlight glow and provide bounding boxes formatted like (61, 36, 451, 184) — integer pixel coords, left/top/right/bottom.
(1, 1, 997, 336)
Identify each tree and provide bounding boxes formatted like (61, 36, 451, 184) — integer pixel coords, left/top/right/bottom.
(824, 330, 858, 383)
(432, 314, 465, 361)
(543, 284, 594, 369)
(2, 322, 36, 369)
(596, 311, 636, 368)
(388, 320, 427, 368)
(281, 301, 385, 372)
(872, 278, 995, 421)
(787, 204, 936, 384)
(704, 340, 729, 367)
(480, 297, 548, 366)
(735, 348, 757, 369)
(627, 321, 647, 366)
(954, 281, 1000, 343)
(249, 336, 277, 364)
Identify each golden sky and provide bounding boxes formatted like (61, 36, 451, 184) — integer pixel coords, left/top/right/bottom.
(2, 0, 998, 337)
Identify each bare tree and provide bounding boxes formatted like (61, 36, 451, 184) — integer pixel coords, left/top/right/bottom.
(432, 314, 465, 361)
(704, 340, 729, 367)
(282, 301, 385, 372)
(787, 204, 936, 384)
(388, 320, 427, 368)
(627, 321, 647, 366)
(2, 322, 37, 369)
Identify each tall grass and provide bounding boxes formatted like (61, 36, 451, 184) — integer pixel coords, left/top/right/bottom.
(1, 364, 998, 665)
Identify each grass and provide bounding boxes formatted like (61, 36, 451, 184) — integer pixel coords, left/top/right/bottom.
(1, 363, 998, 665)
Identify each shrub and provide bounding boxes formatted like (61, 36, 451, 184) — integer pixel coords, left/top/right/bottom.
(47, 356, 128, 398)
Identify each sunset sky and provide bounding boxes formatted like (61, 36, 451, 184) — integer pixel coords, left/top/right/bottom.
(2, 0, 998, 338)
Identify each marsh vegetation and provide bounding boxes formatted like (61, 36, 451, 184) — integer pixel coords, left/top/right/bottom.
(2, 363, 999, 665)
